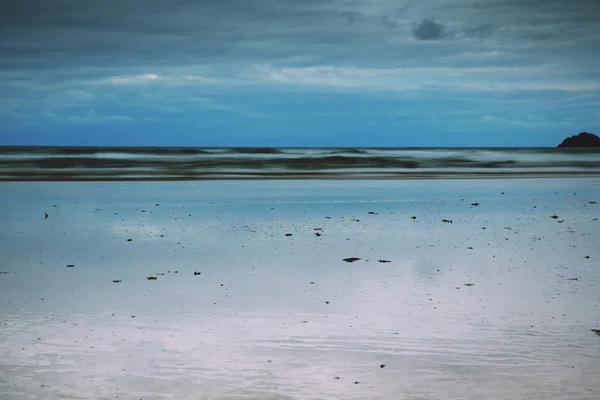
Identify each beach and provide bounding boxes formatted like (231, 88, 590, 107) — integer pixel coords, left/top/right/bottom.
(1, 178, 599, 400)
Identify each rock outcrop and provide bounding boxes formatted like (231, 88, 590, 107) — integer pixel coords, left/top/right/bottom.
(557, 132, 600, 147)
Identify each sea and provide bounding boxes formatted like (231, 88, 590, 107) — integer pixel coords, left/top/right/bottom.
(1, 146, 600, 180)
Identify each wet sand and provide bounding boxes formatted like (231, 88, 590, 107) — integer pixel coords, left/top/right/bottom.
(1, 179, 599, 400)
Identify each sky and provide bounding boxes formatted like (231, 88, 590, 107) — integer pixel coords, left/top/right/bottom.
(1, 0, 599, 147)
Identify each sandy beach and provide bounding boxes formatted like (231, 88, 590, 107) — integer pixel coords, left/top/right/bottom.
(1, 178, 599, 400)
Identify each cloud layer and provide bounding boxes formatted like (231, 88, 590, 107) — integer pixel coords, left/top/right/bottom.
(0, 0, 599, 146)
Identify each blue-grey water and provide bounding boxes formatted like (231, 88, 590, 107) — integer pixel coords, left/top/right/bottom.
(1, 147, 600, 180)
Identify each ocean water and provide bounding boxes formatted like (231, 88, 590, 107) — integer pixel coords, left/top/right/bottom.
(1, 146, 600, 180)
(1, 178, 599, 399)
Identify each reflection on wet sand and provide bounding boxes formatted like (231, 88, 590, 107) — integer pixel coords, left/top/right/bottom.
(0, 178, 599, 399)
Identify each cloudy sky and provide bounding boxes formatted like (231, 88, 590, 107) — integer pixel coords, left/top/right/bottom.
(1, 0, 599, 147)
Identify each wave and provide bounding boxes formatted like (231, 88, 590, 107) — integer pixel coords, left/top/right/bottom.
(328, 148, 369, 155)
(225, 147, 284, 154)
(1, 146, 600, 180)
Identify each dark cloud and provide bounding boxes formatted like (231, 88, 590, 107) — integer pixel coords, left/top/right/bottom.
(413, 18, 447, 40)
(0, 0, 598, 79)
(0, 0, 365, 72)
